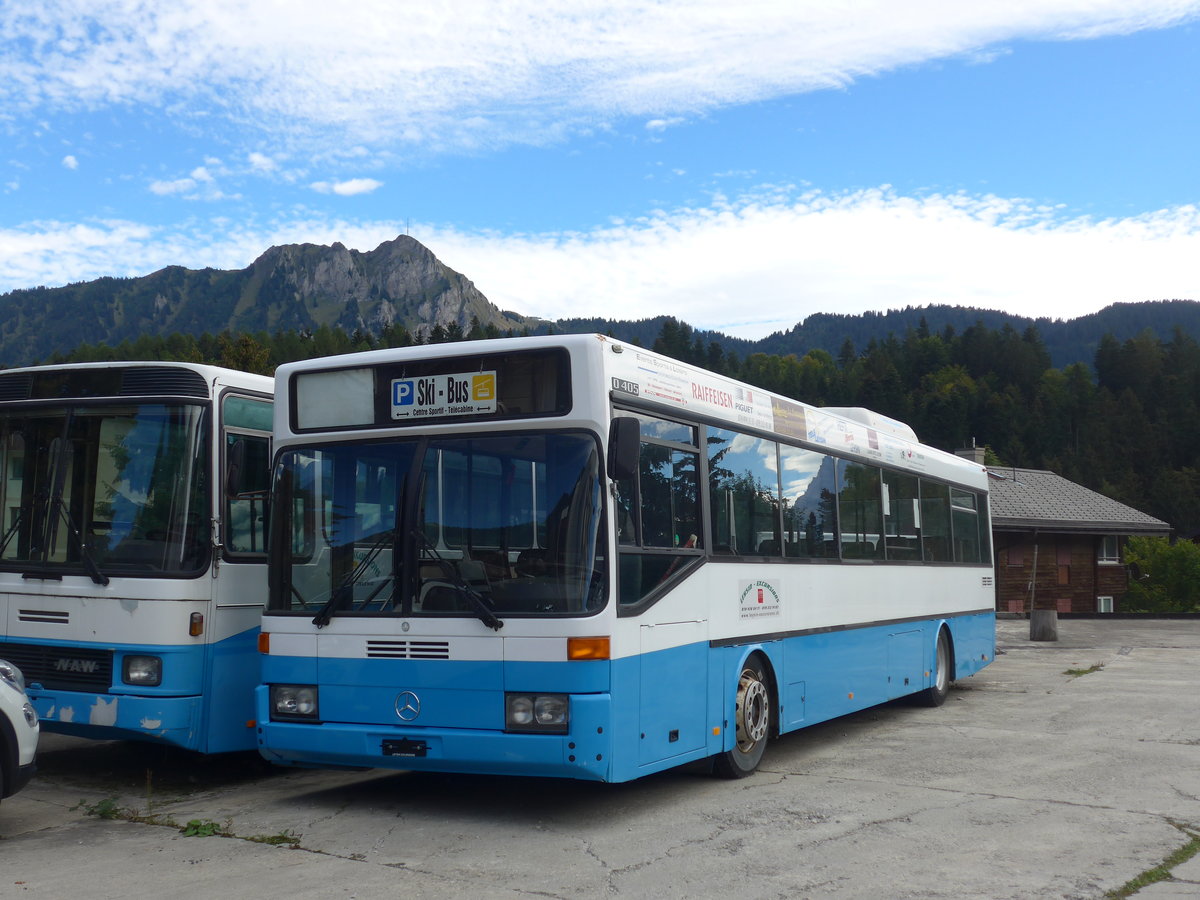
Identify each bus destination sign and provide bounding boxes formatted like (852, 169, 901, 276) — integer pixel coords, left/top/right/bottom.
(391, 371, 498, 419)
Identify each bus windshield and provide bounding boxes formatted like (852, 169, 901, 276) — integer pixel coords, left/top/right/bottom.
(0, 403, 210, 577)
(272, 431, 607, 620)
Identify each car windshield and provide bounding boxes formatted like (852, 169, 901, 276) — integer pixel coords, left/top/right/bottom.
(0, 403, 210, 577)
(271, 432, 607, 619)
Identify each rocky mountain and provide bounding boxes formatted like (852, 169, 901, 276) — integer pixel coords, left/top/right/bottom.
(2, 232, 1197, 371)
(0, 236, 538, 366)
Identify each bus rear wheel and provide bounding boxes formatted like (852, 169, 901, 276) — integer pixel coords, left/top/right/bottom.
(915, 629, 951, 707)
(713, 657, 771, 778)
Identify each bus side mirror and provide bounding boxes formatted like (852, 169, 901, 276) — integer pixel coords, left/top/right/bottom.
(225, 439, 247, 498)
(608, 417, 640, 482)
(226, 437, 270, 498)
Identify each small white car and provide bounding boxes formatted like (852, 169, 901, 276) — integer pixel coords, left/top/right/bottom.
(0, 658, 38, 803)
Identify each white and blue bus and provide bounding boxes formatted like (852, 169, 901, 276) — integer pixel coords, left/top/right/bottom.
(257, 335, 994, 781)
(0, 362, 273, 753)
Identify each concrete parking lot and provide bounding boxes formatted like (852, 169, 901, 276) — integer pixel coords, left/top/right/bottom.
(2, 617, 1199, 899)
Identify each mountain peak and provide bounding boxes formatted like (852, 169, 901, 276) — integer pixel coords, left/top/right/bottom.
(0, 235, 536, 365)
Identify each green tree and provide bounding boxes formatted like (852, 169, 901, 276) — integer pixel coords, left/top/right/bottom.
(1123, 536, 1200, 613)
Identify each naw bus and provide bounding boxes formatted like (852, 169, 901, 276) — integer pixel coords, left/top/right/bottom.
(0, 362, 272, 753)
(256, 334, 994, 781)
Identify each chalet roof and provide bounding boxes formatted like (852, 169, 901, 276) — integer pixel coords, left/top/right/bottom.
(986, 467, 1170, 535)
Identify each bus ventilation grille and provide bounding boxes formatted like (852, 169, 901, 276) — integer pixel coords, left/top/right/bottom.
(366, 640, 451, 660)
(0, 372, 33, 401)
(0, 641, 113, 691)
(18, 609, 70, 625)
(119, 367, 209, 398)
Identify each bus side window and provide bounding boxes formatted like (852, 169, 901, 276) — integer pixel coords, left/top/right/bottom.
(883, 470, 921, 561)
(639, 445, 700, 549)
(617, 413, 702, 610)
(950, 488, 983, 563)
(708, 427, 780, 557)
(779, 445, 837, 559)
(920, 480, 952, 562)
(223, 394, 273, 557)
(837, 460, 884, 561)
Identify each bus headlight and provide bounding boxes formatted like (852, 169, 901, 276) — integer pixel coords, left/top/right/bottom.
(271, 684, 320, 721)
(122, 655, 162, 687)
(505, 693, 569, 733)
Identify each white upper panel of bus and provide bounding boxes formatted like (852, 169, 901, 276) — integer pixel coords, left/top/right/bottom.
(274, 333, 987, 490)
(0, 361, 273, 397)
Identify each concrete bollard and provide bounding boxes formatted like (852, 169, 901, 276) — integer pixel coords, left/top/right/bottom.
(1029, 609, 1059, 641)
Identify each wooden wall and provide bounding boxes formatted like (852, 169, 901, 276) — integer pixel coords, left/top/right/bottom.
(993, 533, 1129, 613)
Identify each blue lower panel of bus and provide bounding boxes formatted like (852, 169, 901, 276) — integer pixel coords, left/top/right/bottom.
(14, 628, 260, 753)
(256, 612, 994, 782)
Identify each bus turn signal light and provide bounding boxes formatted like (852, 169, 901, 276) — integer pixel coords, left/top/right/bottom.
(567, 637, 610, 660)
(189, 613, 204, 637)
(258, 632, 270, 654)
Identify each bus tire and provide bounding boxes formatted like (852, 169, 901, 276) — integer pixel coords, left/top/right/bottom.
(713, 656, 771, 778)
(915, 629, 951, 707)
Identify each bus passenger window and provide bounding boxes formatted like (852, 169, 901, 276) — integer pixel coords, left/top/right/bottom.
(920, 481, 952, 562)
(882, 471, 921, 561)
(707, 427, 780, 556)
(951, 488, 983, 563)
(837, 460, 883, 560)
(780, 445, 837, 559)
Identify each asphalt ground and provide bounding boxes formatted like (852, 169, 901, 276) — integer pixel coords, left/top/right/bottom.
(2, 617, 1199, 899)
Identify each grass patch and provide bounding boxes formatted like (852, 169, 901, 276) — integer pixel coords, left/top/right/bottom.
(182, 819, 228, 838)
(1064, 663, 1105, 678)
(1105, 824, 1200, 899)
(246, 829, 302, 846)
(74, 797, 299, 847)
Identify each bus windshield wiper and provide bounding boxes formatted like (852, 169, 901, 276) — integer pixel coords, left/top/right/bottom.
(410, 528, 503, 632)
(312, 528, 395, 628)
(0, 505, 26, 558)
(50, 494, 109, 587)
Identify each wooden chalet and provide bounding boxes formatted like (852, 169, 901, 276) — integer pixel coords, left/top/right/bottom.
(982, 465, 1170, 614)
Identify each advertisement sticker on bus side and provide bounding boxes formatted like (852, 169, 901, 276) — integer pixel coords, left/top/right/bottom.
(391, 371, 498, 419)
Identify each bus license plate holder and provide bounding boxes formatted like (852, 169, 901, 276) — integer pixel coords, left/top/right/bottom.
(383, 738, 428, 758)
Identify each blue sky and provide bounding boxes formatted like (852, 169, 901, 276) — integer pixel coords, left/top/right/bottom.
(3, 1, 1200, 340)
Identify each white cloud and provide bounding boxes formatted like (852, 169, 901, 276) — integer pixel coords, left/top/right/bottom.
(61, 154, 78, 169)
(3, 0, 1197, 155)
(149, 177, 195, 196)
(3, 188, 1197, 338)
(310, 178, 383, 196)
(248, 152, 276, 172)
(426, 189, 1200, 336)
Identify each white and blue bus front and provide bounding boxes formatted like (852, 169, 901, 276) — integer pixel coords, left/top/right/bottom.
(258, 344, 623, 780)
(0, 364, 272, 753)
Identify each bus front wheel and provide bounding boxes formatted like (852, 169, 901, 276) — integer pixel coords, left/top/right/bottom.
(713, 657, 771, 778)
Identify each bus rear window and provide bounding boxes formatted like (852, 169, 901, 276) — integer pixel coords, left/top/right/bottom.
(292, 349, 570, 431)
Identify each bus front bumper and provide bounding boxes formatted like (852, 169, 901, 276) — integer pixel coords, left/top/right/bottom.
(28, 688, 203, 749)
(255, 690, 614, 782)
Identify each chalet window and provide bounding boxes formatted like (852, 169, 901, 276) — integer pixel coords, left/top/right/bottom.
(1098, 535, 1120, 565)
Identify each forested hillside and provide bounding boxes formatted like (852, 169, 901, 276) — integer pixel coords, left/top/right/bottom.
(49, 315, 1200, 538)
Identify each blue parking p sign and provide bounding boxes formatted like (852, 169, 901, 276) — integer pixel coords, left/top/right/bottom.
(393, 380, 415, 406)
